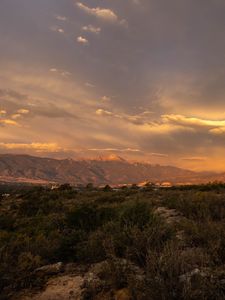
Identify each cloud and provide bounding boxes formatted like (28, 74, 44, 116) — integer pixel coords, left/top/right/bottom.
(125, 148, 141, 152)
(57, 28, 65, 34)
(55, 15, 67, 21)
(82, 25, 101, 34)
(162, 114, 225, 128)
(29, 103, 76, 119)
(17, 108, 29, 114)
(85, 82, 95, 88)
(9, 109, 29, 120)
(77, 36, 89, 45)
(50, 26, 65, 34)
(49, 68, 72, 77)
(0, 119, 19, 126)
(61, 71, 72, 77)
(76, 2, 125, 24)
(209, 127, 225, 135)
(162, 114, 225, 136)
(101, 96, 111, 101)
(0, 89, 27, 101)
(2, 0, 225, 171)
(96, 109, 114, 117)
(181, 156, 207, 162)
(88, 148, 141, 152)
(96, 108, 156, 126)
(0, 142, 62, 153)
(11, 114, 22, 119)
(95, 109, 225, 138)
(150, 152, 169, 158)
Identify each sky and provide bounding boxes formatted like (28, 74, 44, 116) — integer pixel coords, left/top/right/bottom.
(1, 0, 225, 171)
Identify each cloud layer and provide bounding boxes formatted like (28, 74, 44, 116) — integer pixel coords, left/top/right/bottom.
(1, 0, 225, 170)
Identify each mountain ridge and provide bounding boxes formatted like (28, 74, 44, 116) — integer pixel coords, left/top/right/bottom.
(0, 153, 224, 185)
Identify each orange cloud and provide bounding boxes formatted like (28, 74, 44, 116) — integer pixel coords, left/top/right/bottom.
(77, 36, 89, 45)
(0, 142, 62, 153)
(17, 108, 29, 114)
(77, 2, 119, 22)
(162, 114, 225, 128)
(0, 119, 19, 126)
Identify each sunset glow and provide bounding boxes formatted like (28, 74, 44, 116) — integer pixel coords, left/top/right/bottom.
(1, 0, 225, 171)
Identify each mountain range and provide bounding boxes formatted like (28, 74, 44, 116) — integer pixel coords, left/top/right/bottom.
(0, 154, 223, 186)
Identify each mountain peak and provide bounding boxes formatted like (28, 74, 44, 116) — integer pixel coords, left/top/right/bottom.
(97, 154, 126, 162)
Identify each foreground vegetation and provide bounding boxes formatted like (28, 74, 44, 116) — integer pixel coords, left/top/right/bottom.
(0, 183, 225, 299)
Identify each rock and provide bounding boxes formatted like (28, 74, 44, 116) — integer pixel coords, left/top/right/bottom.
(220, 279, 225, 285)
(34, 262, 64, 276)
(179, 268, 207, 283)
(82, 260, 111, 293)
(154, 206, 185, 224)
(110, 258, 145, 282)
(88, 261, 109, 277)
(82, 259, 144, 299)
(83, 271, 103, 291)
(115, 288, 131, 300)
(64, 263, 88, 276)
(82, 262, 107, 299)
(19, 275, 84, 300)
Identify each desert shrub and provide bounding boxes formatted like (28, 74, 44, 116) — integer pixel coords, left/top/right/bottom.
(182, 220, 225, 265)
(18, 197, 40, 217)
(144, 241, 211, 300)
(164, 191, 225, 221)
(1, 185, 225, 299)
(84, 212, 176, 267)
(119, 200, 152, 228)
(0, 214, 14, 230)
(67, 200, 174, 266)
(76, 229, 107, 263)
(96, 194, 124, 204)
(124, 220, 175, 266)
(57, 229, 87, 262)
(18, 195, 63, 217)
(17, 252, 43, 272)
(67, 204, 116, 231)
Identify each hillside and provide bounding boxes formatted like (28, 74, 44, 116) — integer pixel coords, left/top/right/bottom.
(0, 154, 222, 185)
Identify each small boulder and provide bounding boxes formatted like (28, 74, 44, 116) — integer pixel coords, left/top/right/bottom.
(34, 262, 64, 275)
